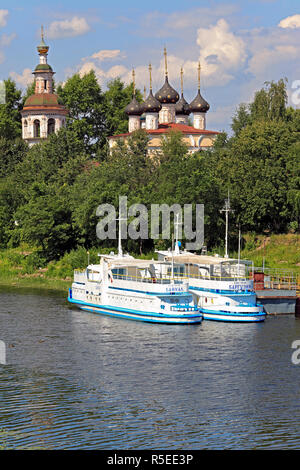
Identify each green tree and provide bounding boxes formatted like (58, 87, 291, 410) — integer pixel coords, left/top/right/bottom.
(0, 78, 22, 139)
(249, 78, 288, 121)
(103, 78, 143, 138)
(56, 70, 106, 154)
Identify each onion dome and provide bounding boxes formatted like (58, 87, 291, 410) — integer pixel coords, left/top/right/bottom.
(37, 27, 49, 54)
(155, 48, 179, 104)
(125, 96, 143, 116)
(175, 95, 190, 115)
(125, 69, 143, 116)
(23, 93, 63, 108)
(189, 90, 210, 113)
(155, 77, 179, 104)
(189, 62, 210, 113)
(142, 90, 162, 113)
(175, 68, 190, 115)
(142, 64, 162, 113)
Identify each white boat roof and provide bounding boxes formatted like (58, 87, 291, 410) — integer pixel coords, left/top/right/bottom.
(107, 258, 172, 269)
(163, 254, 252, 265)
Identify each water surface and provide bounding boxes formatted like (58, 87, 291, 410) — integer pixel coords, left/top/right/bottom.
(0, 287, 300, 449)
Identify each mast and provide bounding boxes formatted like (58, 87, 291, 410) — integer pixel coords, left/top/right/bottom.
(238, 224, 241, 277)
(171, 233, 174, 279)
(174, 213, 181, 255)
(117, 215, 127, 257)
(220, 190, 234, 258)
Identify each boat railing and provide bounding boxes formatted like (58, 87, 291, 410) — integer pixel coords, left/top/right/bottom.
(74, 270, 87, 282)
(172, 272, 251, 282)
(112, 273, 184, 285)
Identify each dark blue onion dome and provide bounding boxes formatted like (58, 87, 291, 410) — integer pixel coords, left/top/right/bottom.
(142, 89, 162, 113)
(189, 90, 210, 113)
(175, 94, 191, 115)
(155, 76, 179, 104)
(189, 62, 210, 113)
(125, 96, 143, 116)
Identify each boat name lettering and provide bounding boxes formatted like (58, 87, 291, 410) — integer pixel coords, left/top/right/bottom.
(166, 286, 184, 292)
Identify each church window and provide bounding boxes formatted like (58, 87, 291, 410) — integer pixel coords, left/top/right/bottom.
(47, 118, 55, 135)
(33, 119, 40, 138)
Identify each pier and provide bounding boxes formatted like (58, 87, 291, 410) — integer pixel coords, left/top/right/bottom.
(253, 269, 300, 316)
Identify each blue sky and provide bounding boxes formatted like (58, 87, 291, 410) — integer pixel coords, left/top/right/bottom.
(1, 0, 299, 132)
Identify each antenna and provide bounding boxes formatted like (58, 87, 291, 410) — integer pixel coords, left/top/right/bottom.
(220, 190, 234, 258)
(174, 213, 181, 255)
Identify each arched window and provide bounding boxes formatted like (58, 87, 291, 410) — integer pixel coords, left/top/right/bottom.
(33, 119, 40, 138)
(47, 118, 55, 135)
(23, 119, 28, 137)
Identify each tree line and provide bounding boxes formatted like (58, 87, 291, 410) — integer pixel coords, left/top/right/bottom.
(0, 72, 299, 262)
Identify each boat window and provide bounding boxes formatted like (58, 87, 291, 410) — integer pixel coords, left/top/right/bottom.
(112, 268, 126, 277)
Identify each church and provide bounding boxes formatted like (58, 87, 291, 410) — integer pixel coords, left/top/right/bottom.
(21, 28, 67, 146)
(108, 48, 219, 154)
(21, 34, 218, 152)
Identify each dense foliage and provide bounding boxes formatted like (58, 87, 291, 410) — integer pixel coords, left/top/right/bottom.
(0, 74, 299, 262)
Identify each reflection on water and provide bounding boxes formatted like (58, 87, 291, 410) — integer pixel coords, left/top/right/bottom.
(1, 286, 300, 449)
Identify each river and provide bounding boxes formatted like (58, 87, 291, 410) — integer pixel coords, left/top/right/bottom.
(0, 286, 300, 450)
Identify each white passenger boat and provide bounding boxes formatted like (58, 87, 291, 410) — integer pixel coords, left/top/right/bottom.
(68, 256, 202, 324)
(156, 248, 266, 323)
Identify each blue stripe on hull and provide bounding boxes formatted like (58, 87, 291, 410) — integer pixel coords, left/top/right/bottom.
(202, 315, 265, 323)
(68, 297, 202, 324)
(201, 309, 265, 323)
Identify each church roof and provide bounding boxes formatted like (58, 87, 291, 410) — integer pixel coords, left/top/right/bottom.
(34, 63, 53, 72)
(189, 90, 210, 113)
(175, 95, 191, 115)
(141, 90, 162, 113)
(155, 77, 179, 104)
(109, 122, 219, 138)
(23, 93, 66, 111)
(125, 96, 143, 116)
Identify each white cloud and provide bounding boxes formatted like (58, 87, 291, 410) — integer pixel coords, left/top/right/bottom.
(196, 19, 247, 84)
(247, 45, 299, 76)
(278, 14, 300, 29)
(10, 68, 33, 88)
(0, 33, 16, 47)
(76, 21, 246, 93)
(0, 30, 15, 65)
(47, 16, 90, 39)
(0, 9, 8, 28)
(91, 49, 121, 61)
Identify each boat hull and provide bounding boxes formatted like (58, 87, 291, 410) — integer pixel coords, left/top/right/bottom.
(200, 308, 266, 322)
(68, 296, 203, 324)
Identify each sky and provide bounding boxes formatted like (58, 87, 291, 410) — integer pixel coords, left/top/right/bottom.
(0, 0, 300, 132)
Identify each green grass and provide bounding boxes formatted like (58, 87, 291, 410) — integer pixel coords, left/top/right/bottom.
(238, 233, 300, 273)
(0, 235, 299, 294)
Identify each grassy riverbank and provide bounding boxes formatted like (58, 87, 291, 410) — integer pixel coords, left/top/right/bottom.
(0, 234, 299, 293)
